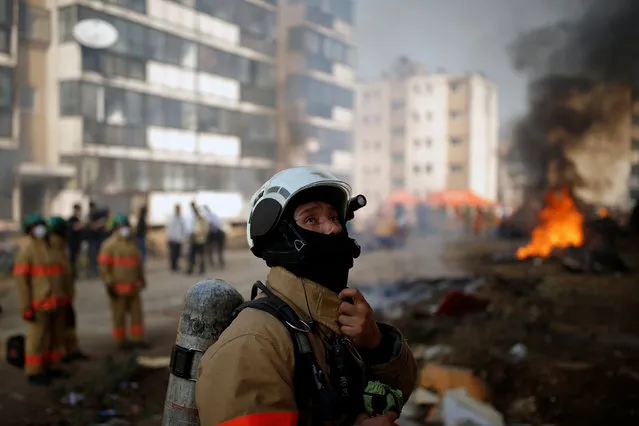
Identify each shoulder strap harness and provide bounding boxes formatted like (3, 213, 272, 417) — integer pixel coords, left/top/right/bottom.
(233, 281, 338, 424)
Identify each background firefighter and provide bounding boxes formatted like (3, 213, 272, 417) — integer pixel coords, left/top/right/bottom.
(98, 213, 149, 350)
(13, 213, 71, 386)
(47, 216, 89, 363)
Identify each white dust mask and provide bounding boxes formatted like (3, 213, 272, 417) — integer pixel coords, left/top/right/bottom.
(32, 225, 47, 239)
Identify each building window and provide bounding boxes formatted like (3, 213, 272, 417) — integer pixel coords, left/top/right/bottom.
(374, 141, 381, 149)
(392, 153, 403, 164)
(58, 6, 77, 43)
(19, 86, 35, 111)
(425, 138, 432, 147)
(414, 139, 420, 147)
(106, 0, 147, 14)
(391, 127, 404, 137)
(633, 116, 639, 126)
(0, 0, 12, 53)
(59, 81, 80, 115)
(0, 66, 11, 137)
(425, 163, 432, 173)
(450, 163, 463, 173)
(413, 165, 420, 173)
(450, 110, 463, 120)
(412, 112, 420, 122)
(19, 2, 51, 43)
(413, 84, 421, 94)
(450, 137, 463, 146)
(632, 138, 639, 150)
(392, 101, 404, 110)
(450, 81, 464, 92)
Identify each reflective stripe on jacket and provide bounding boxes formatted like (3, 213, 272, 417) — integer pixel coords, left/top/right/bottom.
(13, 237, 72, 311)
(98, 234, 145, 295)
(195, 267, 418, 426)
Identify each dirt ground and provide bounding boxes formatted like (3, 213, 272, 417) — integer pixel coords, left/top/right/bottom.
(394, 237, 639, 425)
(2, 235, 639, 425)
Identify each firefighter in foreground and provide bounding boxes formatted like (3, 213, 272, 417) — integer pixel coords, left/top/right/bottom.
(195, 168, 418, 426)
(47, 216, 90, 362)
(98, 213, 149, 350)
(13, 214, 71, 386)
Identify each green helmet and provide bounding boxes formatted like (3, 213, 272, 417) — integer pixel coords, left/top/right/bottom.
(47, 216, 68, 236)
(23, 213, 45, 234)
(112, 212, 130, 227)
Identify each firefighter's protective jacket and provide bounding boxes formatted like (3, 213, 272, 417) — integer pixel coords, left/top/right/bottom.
(98, 234, 145, 296)
(195, 266, 418, 426)
(49, 234, 75, 299)
(13, 237, 71, 311)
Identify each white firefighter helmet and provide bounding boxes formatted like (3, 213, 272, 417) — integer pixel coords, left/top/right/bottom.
(246, 167, 351, 251)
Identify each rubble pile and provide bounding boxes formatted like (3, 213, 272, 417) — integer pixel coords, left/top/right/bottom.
(361, 243, 639, 425)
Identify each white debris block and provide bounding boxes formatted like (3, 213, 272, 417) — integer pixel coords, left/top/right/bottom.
(442, 388, 504, 426)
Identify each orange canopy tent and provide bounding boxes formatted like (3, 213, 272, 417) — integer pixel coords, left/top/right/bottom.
(425, 190, 493, 207)
(385, 190, 418, 206)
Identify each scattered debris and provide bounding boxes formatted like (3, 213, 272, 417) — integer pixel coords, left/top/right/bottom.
(436, 291, 489, 318)
(507, 396, 538, 420)
(61, 392, 85, 406)
(419, 363, 491, 422)
(441, 388, 504, 426)
(508, 343, 528, 363)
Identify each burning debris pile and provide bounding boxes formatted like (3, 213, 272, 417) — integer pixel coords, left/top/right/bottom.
(358, 236, 639, 425)
(515, 187, 583, 259)
(512, 187, 628, 274)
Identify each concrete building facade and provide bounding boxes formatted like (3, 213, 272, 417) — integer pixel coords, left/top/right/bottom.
(277, 0, 355, 180)
(0, 0, 20, 230)
(354, 64, 499, 216)
(0, 0, 359, 228)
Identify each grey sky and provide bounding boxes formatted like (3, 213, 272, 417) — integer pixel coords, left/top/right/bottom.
(355, 0, 588, 127)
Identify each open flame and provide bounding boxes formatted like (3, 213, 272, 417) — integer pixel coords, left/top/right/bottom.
(516, 188, 584, 259)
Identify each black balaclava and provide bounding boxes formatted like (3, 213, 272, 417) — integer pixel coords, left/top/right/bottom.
(260, 187, 360, 294)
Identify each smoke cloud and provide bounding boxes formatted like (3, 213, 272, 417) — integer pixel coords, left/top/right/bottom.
(508, 0, 639, 207)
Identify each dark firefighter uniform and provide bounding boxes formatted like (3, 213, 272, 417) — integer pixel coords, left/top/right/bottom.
(98, 213, 148, 348)
(13, 213, 71, 385)
(47, 216, 89, 362)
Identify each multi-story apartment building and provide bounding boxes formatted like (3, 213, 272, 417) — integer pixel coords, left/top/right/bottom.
(354, 60, 499, 216)
(54, 0, 278, 221)
(0, 0, 19, 230)
(277, 0, 355, 180)
(2, 0, 278, 226)
(1, 0, 358, 228)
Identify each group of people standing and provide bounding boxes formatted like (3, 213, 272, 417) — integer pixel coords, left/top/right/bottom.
(13, 206, 149, 386)
(165, 202, 226, 275)
(70, 202, 149, 279)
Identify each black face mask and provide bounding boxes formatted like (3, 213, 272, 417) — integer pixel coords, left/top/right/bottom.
(286, 224, 360, 294)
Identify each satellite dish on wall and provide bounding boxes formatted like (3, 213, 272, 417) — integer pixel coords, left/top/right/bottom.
(73, 19, 119, 49)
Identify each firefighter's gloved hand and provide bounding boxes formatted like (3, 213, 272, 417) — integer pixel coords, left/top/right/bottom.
(362, 381, 404, 418)
(22, 308, 35, 322)
(106, 285, 118, 299)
